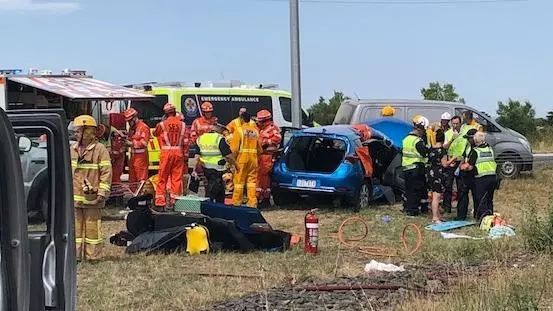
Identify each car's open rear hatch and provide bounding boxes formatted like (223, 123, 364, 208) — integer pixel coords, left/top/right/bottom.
(285, 135, 347, 173)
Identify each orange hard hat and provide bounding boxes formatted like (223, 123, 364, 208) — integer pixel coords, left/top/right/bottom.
(201, 102, 213, 112)
(123, 108, 138, 122)
(256, 109, 272, 122)
(163, 103, 176, 114)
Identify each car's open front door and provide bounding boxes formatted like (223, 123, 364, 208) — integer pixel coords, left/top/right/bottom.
(8, 110, 76, 311)
(0, 108, 30, 311)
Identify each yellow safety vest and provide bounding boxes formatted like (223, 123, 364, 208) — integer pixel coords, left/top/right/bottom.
(460, 123, 478, 136)
(448, 134, 467, 158)
(474, 146, 497, 178)
(197, 133, 225, 171)
(402, 134, 426, 170)
(444, 128, 455, 145)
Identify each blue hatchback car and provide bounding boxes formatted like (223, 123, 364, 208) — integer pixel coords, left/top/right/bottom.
(272, 125, 403, 211)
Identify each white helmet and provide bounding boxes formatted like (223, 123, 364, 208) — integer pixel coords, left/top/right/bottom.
(441, 112, 452, 120)
(412, 115, 429, 129)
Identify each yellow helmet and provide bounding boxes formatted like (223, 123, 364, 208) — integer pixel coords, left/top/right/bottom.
(74, 115, 97, 127)
(381, 105, 395, 117)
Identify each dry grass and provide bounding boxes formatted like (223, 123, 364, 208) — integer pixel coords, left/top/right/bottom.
(531, 141, 553, 154)
(396, 256, 553, 311)
(77, 168, 553, 310)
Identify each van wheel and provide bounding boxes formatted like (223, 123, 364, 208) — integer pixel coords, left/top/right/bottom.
(272, 189, 299, 207)
(498, 154, 521, 179)
(349, 180, 372, 213)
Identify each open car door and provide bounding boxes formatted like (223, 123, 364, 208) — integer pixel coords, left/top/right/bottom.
(7, 109, 76, 311)
(0, 109, 31, 310)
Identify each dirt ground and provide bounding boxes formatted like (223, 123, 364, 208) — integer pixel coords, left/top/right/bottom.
(77, 167, 553, 310)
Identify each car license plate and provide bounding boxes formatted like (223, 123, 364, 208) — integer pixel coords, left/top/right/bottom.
(296, 179, 316, 188)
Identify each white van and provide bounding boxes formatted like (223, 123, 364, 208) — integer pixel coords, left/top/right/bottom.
(334, 99, 534, 178)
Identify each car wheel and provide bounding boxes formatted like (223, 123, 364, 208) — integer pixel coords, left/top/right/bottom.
(272, 189, 298, 207)
(498, 156, 521, 179)
(349, 180, 372, 213)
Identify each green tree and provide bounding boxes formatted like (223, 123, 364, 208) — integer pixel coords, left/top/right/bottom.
(496, 99, 536, 137)
(546, 111, 553, 126)
(421, 82, 464, 103)
(308, 91, 349, 125)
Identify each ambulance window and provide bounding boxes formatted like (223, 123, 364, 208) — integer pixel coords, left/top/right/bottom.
(180, 95, 201, 125)
(279, 97, 310, 126)
(230, 95, 272, 121)
(133, 95, 167, 128)
(196, 95, 273, 125)
(197, 94, 232, 125)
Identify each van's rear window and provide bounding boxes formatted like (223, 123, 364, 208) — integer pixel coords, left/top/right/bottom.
(334, 102, 356, 124)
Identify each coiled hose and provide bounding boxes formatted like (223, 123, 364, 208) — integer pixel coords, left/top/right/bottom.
(337, 216, 423, 257)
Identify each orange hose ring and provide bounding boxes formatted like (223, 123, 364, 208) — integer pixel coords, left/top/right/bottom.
(337, 217, 423, 257)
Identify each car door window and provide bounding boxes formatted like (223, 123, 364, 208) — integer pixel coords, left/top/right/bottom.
(15, 130, 51, 233)
(454, 108, 498, 132)
(407, 107, 447, 124)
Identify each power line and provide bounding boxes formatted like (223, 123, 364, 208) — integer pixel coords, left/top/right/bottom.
(254, 0, 527, 5)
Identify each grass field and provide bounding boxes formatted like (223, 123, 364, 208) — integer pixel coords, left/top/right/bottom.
(78, 167, 553, 310)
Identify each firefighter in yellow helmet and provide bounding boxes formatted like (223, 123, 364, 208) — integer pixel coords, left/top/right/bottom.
(381, 105, 396, 117)
(229, 111, 263, 207)
(71, 115, 112, 260)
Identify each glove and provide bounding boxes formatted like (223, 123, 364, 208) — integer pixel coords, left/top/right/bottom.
(217, 159, 227, 166)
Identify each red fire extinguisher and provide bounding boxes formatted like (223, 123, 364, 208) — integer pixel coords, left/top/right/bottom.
(304, 210, 319, 254)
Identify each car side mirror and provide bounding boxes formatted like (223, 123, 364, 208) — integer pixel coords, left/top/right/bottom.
(18, 136, 32, 153)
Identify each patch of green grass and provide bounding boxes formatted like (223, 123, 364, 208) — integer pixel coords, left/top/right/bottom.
(521, 199, 553, 254)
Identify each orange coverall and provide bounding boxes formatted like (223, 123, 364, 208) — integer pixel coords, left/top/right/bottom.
(109, 131, 126, 184)
(230, 122, 262, 207)
(190, 116, 218, 142)
(257, 122, 282, 201)
(153, 116, 189, 206)
(128, 120, 150, 183)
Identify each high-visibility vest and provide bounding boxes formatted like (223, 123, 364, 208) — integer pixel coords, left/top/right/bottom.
(474, 146, 497, 178)
(460, 122, 478, 136)
(448, 135, 467, 158)
(197, 133, 225, 171)
(444, 128, 455, 145)
(402, 134, 426, 170)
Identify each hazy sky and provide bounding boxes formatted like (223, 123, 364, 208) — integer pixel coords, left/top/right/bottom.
(1, 0, 551, 116)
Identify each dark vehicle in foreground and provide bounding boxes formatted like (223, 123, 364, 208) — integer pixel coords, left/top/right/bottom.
(0, 108, 75, 311)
